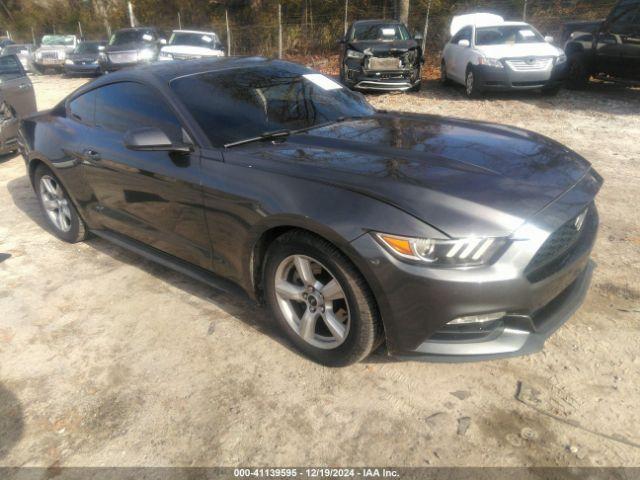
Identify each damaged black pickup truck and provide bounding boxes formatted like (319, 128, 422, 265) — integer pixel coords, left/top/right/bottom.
(339, 19, 423, 92)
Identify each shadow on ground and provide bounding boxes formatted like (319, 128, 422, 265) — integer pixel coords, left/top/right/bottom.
(0, 384, 24, 460)
(6, 174, 392, 365)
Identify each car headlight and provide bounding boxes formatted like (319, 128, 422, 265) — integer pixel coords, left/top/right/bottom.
(35, 52, 42, 59)
(59, 51, 66, 59)
(374, 233, 508, 267)
(64, 59, 73, 65)
(556, 53, 567, 64)
(346, 49, 365, 59)
(138, 49, 155, 61)
(478, 57, 503, 68)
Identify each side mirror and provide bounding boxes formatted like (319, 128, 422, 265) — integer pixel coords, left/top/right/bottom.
(160, 38, 167, 45)
(123, 127, 192, 153)
(414, 32, 423, 41)
(544, 35, 554, 43)
(98, 45, 105, 51)
(458, 39, 470, 48)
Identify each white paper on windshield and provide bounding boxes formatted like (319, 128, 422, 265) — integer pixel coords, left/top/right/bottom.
(303, 74, 343, 90)
(142, 34, 153, 41)
(519, 29, 535, 38)
(381, 28, 396, 36)
(201, 35, 213, 43)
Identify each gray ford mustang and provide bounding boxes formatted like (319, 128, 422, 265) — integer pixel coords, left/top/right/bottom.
(19, 57, 602, 366)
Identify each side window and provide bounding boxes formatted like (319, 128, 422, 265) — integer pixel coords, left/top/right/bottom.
(0, 55, 24, 77)
(451, 27, 471, 44)
(68, 89, 97, 125)
(94, 82, 183, 142)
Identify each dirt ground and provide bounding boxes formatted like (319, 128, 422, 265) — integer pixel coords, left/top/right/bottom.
(0, 73, 639, 469)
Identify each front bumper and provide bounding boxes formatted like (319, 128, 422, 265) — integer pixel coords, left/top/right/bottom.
(344, 62, 420, 91)
(349, 185, 600, 361)
(477, 60, 568, 90)
(64, 63, 101, 75)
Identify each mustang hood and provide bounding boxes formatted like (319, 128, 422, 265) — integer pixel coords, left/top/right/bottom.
(237, 114, 598, 238)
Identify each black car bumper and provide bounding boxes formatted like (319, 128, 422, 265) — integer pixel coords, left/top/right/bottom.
(477, 61, 568, 91)
(349, 200, 599, 361)
(344, 65, 421, 91)
(64, 63, 101, 75)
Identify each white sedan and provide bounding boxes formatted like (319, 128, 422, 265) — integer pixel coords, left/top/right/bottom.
(158, 30, 225, 61)
(441, 13, 568, 98)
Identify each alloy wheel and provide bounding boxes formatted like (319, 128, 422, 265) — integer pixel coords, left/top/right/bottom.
(466, 71, 474, 96)
(39, 175, 72, 232)
(274, 254, 350, 349)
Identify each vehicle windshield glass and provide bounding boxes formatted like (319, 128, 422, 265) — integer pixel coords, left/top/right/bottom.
(475, 25, 545, 45)
(109, 30, 155, 46)
(170, 32, 219, 48)
(74, 42, 101, 54)
(42, 35, 75, 46)
(170, 64, 375, 147)
(350, 23, 410, 41)
(2, 45, 28, 54)
(0, 55, 23, 77)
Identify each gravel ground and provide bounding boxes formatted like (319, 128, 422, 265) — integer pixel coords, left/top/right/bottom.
(0, 73, 639, 468)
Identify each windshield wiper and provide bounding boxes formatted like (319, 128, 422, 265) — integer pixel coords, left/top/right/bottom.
(224, 129, 291, 149)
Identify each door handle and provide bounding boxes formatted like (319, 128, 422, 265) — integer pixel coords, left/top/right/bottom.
(83, 149, 101, 161)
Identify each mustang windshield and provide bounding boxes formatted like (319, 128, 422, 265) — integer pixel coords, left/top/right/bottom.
(170, 64, 376, 147)
(475, 25, 545, 45)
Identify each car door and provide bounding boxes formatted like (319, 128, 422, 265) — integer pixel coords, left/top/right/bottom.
(596, 0, 640, 76)
(80, 81, 211, 269)
(447, 26, 473, 82)
(0, 54, 36, 148)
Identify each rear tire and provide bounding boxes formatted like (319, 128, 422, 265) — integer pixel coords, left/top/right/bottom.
(264, 230, 382, 366)
(566, 55, 589, 90)
(34, 164, 88, 243)
(440, 60, 452, 86)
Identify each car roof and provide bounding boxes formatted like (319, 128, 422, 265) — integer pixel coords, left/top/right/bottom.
(74, 56, 297, 93)
(352, 19, 403, 25)
(114, 27, 157, 32)
(172, 29, 217, 35)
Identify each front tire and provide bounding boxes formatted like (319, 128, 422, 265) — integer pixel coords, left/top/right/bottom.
(465, 66, 483, 99)
(566, 55, 589, 90)
(264, 231, 382, 366)
(34, 164, 88, 243)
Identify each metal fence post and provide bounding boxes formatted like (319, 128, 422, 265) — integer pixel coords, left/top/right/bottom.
(344, 0, 348, 35)
(278, 4, 283, 59)
(225, 9, 231, 56)
(523, 0, 528, 21)
(421, 0, 430, 54)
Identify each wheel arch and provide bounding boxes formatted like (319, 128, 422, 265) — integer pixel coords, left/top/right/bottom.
(248, 222, 387, 345)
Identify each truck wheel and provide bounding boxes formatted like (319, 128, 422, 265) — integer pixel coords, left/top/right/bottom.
(566, 56, 589, 90)
(465, 66, 483, 99)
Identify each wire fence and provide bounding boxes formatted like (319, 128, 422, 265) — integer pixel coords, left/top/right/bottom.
(6, 0, 617, 65)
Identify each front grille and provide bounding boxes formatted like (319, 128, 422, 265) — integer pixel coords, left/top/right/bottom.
(526, 205, 597, 282)
(367, 57, 401, 71)
(172, 53, 201, 60)
(506, 57, 553, 71)
(108, 51, 137, 64)
(40, 51, 59, 60)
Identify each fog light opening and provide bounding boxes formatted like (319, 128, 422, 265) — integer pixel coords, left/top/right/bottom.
(447, 311, 506, 325)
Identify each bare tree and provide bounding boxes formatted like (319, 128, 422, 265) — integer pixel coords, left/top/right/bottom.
(397, 0, 409, 25)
